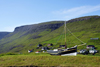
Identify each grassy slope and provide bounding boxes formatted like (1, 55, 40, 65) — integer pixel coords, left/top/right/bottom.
(0, 53, 100, 67)
(0, 21, 64, 53)
(42, 17, 100, 52)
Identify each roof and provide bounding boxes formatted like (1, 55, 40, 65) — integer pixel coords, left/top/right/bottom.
(90, 38, 99, 40)
(87, 45, 95, 47)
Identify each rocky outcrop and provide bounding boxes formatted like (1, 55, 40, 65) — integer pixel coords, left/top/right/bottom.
(14, 22, 64, 34)
(67, 16, 100, 23)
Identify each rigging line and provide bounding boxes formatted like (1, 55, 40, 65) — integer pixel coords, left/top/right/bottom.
(53, 28, 65, 49)
(61, 32, 65, 45)
(66, 25, 86, 44)
(77, 43, 86, 46)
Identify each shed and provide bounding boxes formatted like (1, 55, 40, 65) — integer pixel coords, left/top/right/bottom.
(90, 38, 99, 40)
(37, 44, 42, 47)
(28, 50, 33, 53)
(41, 47, 49, 50)
(86, 45, 95, 49)
(47, 43, 53, 46)
(35, 51, 40, 53)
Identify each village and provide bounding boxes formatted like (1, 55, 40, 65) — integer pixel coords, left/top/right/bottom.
(28, 44, 98, 55)
(28, 38, 99, 55)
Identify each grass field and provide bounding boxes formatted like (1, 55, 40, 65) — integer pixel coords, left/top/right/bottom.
(0, 53, 100, 67)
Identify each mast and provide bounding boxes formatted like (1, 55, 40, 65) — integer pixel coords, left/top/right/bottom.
(65, 21, 67, 49)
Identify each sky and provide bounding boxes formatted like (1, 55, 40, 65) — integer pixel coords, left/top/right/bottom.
(0, 0, 100, 32)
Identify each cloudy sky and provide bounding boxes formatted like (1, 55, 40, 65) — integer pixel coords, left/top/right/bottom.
(0, 0, 100, 32)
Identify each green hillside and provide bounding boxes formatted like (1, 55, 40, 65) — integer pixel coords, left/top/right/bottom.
(0, 16, 100, 54)
(0, 21, 64, 53)
(0, 32, 11, 40)
(41, 16, 100, 52)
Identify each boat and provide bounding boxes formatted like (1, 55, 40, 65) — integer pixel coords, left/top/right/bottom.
(47, 21, 86, 56)
(47, 46, 77, 56)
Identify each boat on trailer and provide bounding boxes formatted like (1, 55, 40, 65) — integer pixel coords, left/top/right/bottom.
(47, 45, 77, 56)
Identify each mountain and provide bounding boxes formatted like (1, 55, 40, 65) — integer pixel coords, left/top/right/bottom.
(0, 15, 100, 54)
(0, 32, 11, 40)
(0, 21, 64, 53)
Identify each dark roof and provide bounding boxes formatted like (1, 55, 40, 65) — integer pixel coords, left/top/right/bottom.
(59, 45, 65, 47)
(87, 45, 95, 47)
(42, 47, 49, 50)
(37, 44, 42, 47)
(90, 38, 99, 40)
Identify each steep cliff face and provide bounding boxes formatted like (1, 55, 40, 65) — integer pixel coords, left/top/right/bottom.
(67, 15, 100, 23)
(11, 21, 64, 39)
(14, 22, 64, 33)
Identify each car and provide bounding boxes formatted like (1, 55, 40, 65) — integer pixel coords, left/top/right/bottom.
(80, 49, 86, 53)
(80, 49, 89, 55)
(89, 49, 97, 54)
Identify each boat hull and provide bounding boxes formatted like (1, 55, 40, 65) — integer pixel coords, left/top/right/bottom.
(61, 52, 77, 56)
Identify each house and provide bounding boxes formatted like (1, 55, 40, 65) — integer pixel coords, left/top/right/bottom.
(47, 43, 53, 46)
(35, 51, 40, 53)
(37, 44, 42, 47)
(89, 49, 97, 54)
(28, 50, 33, 53)
(79, 49, 87, 54)
(41, 47, 49, 50)
(90, 38, 99, 40)
(86, 45, 95, 49)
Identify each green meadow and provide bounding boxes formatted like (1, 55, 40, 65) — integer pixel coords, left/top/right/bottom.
(0, 53, 100, 67)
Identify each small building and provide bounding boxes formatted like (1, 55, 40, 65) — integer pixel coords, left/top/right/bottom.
(41, 47, 49, 50)
(28, 50, 33, 53)
(35, 51, 40, 53)
(86, 45, 95, 49)
(90, 38, 99, 40)
(43, 51, 45, 53)
(37, 44, 42, 47)
(89, 49, 97, 54)
(47, 43, 53, 46)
